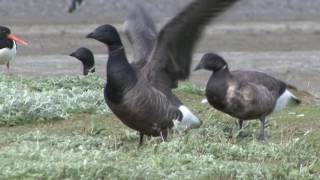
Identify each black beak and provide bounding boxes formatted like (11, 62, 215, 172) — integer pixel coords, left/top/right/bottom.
(86, 32, 95, 39)
(69, 52, 76, 57)
(194, 63, 203, 71)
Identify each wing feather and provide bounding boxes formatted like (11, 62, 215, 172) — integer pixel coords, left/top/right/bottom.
(148, 0, 239, 90)
(123, 3, 157, 67)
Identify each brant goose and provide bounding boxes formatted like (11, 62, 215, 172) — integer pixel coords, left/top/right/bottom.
(70, 47, 95, 75)
(87, 0, 239, 146)
(195, 53, 301, 141)
(0, 26, 28, 74)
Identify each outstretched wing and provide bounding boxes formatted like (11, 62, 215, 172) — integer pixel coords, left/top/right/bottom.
(147, 0, 239, 91)
(123, 3, 157, 67)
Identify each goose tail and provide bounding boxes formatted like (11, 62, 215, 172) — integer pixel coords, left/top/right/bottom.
(174, 105, 202, 132)
(291, 95, 301, 105)
(274, 89, 301, 112)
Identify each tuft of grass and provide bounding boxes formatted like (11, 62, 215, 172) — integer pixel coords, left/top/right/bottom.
(175, 82, 205, 96)
(0, 109, 319, 179)
(0, 75, 109, 126)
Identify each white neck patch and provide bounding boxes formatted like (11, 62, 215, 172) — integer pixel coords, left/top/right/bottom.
(88, 66, 95, 73)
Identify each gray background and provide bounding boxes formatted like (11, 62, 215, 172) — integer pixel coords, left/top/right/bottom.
(1, 0, 320, 24)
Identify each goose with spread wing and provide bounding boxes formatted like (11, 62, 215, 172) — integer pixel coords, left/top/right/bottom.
(86, 0, 239, 146)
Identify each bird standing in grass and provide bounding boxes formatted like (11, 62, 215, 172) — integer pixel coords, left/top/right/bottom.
(195, 53, 301, 141)
(86, 0, 239, 146)
(0, 26, 28, 74)
(70, 47, 95, 75)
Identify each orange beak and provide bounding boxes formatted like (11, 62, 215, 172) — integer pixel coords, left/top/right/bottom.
(7, 34, 28, 46)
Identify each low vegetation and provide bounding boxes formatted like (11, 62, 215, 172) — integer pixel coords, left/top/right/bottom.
(0, 75, 108, 126)
(0, 74, 319, 179)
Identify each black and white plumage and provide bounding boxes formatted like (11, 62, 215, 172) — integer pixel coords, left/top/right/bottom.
(0, 26, 28, 74)
(195, 53, 301, 141)
(70, 47, 95, 75)
(87, 0, 239, 146)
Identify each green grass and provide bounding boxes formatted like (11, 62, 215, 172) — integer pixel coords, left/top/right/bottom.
(0, 75, 109, 126)
(0, 75, 319, 179)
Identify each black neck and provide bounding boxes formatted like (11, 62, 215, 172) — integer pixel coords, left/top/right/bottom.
(108, 44, 123, 52)
(83, 66, 95, 75)
(105, 46, 137, 103)
(107, 46, 130, 73)
(215, 65, 229, 74)
(211, 67, 230, 84)
(206, 67, 230, 110)
(80, 57, 95, 75)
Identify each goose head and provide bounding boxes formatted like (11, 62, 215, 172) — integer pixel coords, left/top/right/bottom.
(0, 26, 28, 45)
(194, 53, 228, 72)
(86, 24, 122, 50)
(70, 47, 95, 75)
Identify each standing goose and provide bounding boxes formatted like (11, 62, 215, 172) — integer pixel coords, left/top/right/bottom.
(86, 0, 239, 145)
(195, 53, 301, 141)
(70, 47, 95, 75)
(0, 26, 28, 74)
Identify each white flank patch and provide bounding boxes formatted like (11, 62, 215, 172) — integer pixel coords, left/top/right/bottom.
(0, 41, 16, 65)
(174, 105, 202, 131)
(201, 98, 208, 104)
(273, 89, 297, 112)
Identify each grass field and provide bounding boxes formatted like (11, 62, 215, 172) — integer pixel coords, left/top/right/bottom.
(0, 74, 319, 179)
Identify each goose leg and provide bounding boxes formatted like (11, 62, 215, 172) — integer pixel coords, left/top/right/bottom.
(238, 119, 250, 129)
(160, 129, 168, 142)
(138, 133, 144, 147)
(264, 119, 270, 128)
(236, 119, 248, 138)
(238, 119, 243, 129)
(6, 62, 10, 74)
(258, 116, 267, 141)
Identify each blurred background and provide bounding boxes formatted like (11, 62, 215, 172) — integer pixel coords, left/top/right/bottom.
(1, 0, 320, 24)
(0, 0, 320, 96)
